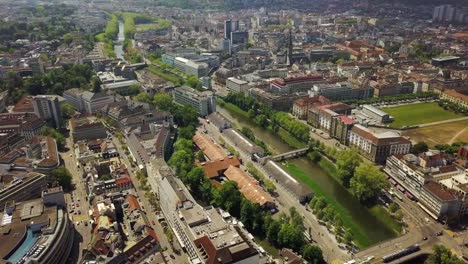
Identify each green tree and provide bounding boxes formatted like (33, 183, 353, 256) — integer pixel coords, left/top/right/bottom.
(60, 102, 75, 121)
(388, 203, 399, 213)
(168, 150, 193, 177)
(213, 181, 242, 217)
(425, 244, 465, 264)
(411, 142, 429, 154)
(302, 244, 324, 264)
(336, 149, 362, 187)
(185, 76, 200, 89)
(350, 163, 389, 203)
(186, 167, 205, 192)
(254, 114, 268, 127)
(40, 127, 65, 149)
(247, 109, 255, 119)
(134, 92, 152, 103)
(173, 105, 198, 127)
(308, 151, 322, 162)
(99, 174, 112, 181)
(178, 125, 195, 140)
(51, 166, 73, 191)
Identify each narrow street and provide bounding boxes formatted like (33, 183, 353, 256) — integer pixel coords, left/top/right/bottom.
(110, 136, 188, 264)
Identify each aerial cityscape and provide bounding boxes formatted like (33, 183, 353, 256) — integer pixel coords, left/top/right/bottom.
(0, 0, 467, 263)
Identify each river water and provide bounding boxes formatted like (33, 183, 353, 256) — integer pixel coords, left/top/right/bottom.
(218, 106, 396, 246)
(114, 21, 125, 60)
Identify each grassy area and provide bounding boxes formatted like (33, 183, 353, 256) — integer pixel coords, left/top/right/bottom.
(403, 119, 468, 147)
(136, 18, 171, 32)
(254, 236, 279, 257)
(148, 65, 183, 84)
(318, 158, 340, 182)
(369, 206, 402, 234)
(283, 162, 370, 249)
(277, 128, 307, 149)
(381, 102, 463, 128)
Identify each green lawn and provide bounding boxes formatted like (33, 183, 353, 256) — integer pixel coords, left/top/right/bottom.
(254, 236, 279, 257)
(381, 102, 463, 128)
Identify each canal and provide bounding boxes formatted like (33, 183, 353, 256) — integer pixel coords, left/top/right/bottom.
(217, 106, 396, 247)
(114, 20, 125, 60)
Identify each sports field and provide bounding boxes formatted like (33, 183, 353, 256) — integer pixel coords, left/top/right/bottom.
(381, 102, 464, 128)
(403, 120, 468, 147)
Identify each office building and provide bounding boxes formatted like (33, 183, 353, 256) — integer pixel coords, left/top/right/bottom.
(0, 194, 74, 264)
(32, 95, 63, 128)
(81, 91, 115, 114)
(173, 86, 216, 116)
(309, 82, 374, 101)
(226, 77, 249, 94)
(361, 105, 393, 123)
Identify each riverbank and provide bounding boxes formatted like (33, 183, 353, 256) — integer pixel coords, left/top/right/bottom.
(218, 102, 400, 249)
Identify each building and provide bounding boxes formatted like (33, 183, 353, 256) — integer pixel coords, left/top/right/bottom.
(226, 77, 249, 94)
(361, 105, 393, 123)
(440, 89, 468, 109)
(32, 95, 63, 128)
(270, 75, 324, 94)
(82, 91, 114, 114)
(385, 154, 465, 220)
(70, 116, 107, 143)
(100, 80, 139, 95)
(347, 124, 411, 164)
(173, 86, 216, 116)
(431, 56, 461, 68)
(0, 195, 74, 264)
(310, 82, 374, 101)
(224, 128, 264, 157)
(0, 113, 46, 140)
(148, 159, 262, 264)
(0, 90, 7, 113)
(433, 5, 467, 24)
(193, 131, 227, 161)
(206, 112, 232, 132)
(292, 96, 331, 120)
(224, 166, 274, 208)
(63, 88, 85, 112)
(307, 103, 353, 135)
(0, 172, 47, 210)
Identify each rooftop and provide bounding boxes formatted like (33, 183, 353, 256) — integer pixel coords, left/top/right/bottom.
(193, 132, 226, 161)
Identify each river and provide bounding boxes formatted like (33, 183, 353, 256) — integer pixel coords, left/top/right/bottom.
(217, 106, 396, 246)
(114, 20, 125, 60)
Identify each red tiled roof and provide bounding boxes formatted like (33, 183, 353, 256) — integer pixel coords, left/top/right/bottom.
(127, 194, 141, 210)
(336, 115, 357, 125)
(201, 157, 241, 178)
(224, 166, 273, 206)
(193, 235, 217, 264)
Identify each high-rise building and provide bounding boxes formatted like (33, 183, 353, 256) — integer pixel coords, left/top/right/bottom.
(224, 20, 232, 40)
(32, 95, 63, 128)
(172, 86, 216, 116)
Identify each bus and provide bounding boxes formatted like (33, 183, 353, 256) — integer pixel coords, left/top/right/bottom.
(382, 244, 420, 263)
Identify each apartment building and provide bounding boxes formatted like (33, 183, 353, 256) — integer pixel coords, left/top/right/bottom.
(0, 172, 47, 209)
(292, 96, 330, 120)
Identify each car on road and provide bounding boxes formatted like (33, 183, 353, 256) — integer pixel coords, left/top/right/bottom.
(423, 237, 428, 240)
(170, 254, 175, 259)
(436, 231, 443, 236)
(151, 220, 156, 226)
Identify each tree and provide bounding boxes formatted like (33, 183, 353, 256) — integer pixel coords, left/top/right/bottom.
(302, 244, 324, 264)
(99, 174, 112, 181)
(411, 142, 429, 154)
(134, 92, 152, 103)
(178, 125, 195, 140)
(168, 150, 193, 177)
(51, 166, 72, 191)
(388, 203, 399, 214)
(60, 102, 75, 121)
(308, 151, 322, 162)
(425, 244, 465, 264)
(173, 105, 198, 127)
(185, 75, 200, 89)
(336, 149, 362, 187)
(214, 181, 242, 217)
(350, 163, 389, 203)
(247, 109, 255, 119)
(186, 167, 205, 192)
(41, 127, 65, 149)
(254, 114, 268, 127)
